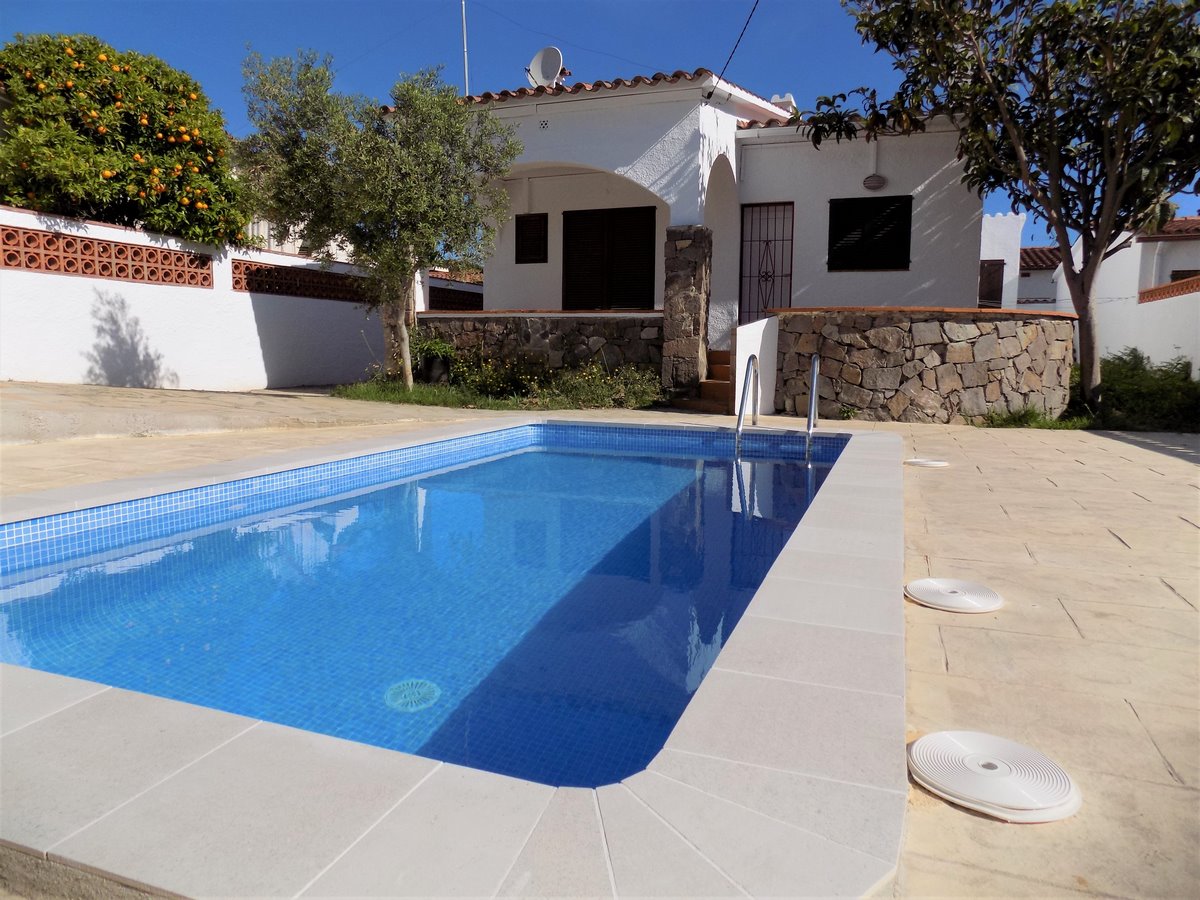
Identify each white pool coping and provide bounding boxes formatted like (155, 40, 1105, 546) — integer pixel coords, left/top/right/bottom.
(0, 418, 906, 898)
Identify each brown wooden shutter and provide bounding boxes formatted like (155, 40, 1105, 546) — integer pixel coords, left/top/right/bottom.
(562, 210, 607, 310)
(562, 206, 655, 310)
(978, 259, 1005, 308)
(515, 214, 548, 264)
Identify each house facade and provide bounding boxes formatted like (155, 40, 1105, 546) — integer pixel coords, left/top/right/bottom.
(1053, 217, 1200, 372)
(467, 68, 983, 352)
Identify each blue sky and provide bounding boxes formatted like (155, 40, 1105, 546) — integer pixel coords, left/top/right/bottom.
(4, 0, 1060, 242)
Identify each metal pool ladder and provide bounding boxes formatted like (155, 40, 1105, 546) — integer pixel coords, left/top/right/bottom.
(734, 354, 759, 456)
(806, 352, 820, 461)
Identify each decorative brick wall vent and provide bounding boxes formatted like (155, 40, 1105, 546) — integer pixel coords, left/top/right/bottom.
(232, 259, 367, 302)
(0, 225, 212, 288)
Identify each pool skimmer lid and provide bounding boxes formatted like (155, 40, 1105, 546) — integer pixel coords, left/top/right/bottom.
(905, 578, 1004, 613)
(908, 731, 1082, 823)
(904, 458, 949, 467)
(385, 679, 441, 712)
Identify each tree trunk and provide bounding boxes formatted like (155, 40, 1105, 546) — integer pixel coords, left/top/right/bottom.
(378, 275, 416, 389)
(1062, 268, 1101, 410)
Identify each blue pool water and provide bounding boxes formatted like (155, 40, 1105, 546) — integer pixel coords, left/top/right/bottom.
(0, 425, 844, 787)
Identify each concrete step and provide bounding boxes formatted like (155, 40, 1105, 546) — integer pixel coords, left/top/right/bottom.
(672, 396, 730, 415)
(699, 379, 731, 403)
(708, 363, 731, 381)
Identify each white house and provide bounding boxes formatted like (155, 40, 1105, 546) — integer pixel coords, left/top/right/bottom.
(1017, 246, 1060, 309)
(1052, 217, 1200, 373)
(471, 67, 983, 350)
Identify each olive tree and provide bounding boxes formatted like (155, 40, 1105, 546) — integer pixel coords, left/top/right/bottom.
(800, 0, 1200, 408)
(240, 52, 520, 387)
(0, 33, 248, 245)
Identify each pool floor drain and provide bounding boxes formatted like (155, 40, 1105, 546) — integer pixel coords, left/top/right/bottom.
(385, 679, 441, 712)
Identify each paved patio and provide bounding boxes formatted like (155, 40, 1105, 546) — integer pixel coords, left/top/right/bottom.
(0, 382, 1197, 898)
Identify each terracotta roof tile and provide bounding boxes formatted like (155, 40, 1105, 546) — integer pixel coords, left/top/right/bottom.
(465, 68, 712, 104)
(1020, 246, 1061, 270)
(738, 117, 791, 130)
(463, 67, 785, 113)
(1139, 216, 1200, 242)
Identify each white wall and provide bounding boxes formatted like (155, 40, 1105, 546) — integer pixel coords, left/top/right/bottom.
(0, 207, 383, 391)
(735, 126, 981, 309)
(1018, 268, 1057, 306)
(733, 317, 778, 416)
(1054, 234, 1200, 373)
(704, 154, 740, 349)
(485, 168, 668, 311)
(980, 212, 1025, 308)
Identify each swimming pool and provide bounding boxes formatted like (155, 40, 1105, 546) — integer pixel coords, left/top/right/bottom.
(1, 423, 845, 787)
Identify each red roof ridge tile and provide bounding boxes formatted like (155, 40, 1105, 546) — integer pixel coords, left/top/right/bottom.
(1020, 246, 1061, 270)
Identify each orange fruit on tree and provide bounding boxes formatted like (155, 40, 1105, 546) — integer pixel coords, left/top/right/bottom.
(180, 197, 189, 205)
(65, 47, 74, 56)
(97, 125, 107, 134)
(97, 53, 107, 61)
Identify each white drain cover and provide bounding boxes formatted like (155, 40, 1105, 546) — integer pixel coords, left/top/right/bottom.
(904, 458, 949, 467)
(905, 578, 1004, 613)
(908, 731, 1082, 823)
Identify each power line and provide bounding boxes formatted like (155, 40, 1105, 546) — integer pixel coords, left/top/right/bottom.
(714, 0, 761, 88)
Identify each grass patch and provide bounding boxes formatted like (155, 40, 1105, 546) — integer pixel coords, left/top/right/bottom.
(980, 407, 1094, 429)
(335, 359, 663, 411)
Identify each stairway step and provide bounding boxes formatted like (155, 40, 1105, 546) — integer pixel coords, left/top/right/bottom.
(699, 379, 731, 402)
(709, 363, 731, 381)
(672, 397, 731, 415)
(708, 349, 731, 366)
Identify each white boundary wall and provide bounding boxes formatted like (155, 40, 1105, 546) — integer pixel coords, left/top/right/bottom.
(0, 207, 384, 391)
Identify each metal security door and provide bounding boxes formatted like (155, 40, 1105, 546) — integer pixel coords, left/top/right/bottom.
(739, 203, 794, 324)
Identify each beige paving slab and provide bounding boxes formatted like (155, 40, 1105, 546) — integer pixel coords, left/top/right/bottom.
(715, 615, 905, 697)
(51, 722, 439, 898)
(906, 532, 1036, 566)
(0, 688, 255, 850)
(496, 787, 613, 899)
(1127, 699, 1200, 788)
(906, 623, 949, 676)
(906, 671, 1181, 788)
(0, 664, 109, 737)
(1061, 598, 1199, 652)
(595, 784, 741, 898)
(925, 559, 1194, 611)
(665, 669, 906, 791)
(905, 576, 1081, 642)
(303, 762, 553, 898)
(937, 625, 1199, 708)
(897, 853, 1099, 899)
(624, 770, 894, 898)
(648, 750, 906, 864)
(904, 768, 1200, 899)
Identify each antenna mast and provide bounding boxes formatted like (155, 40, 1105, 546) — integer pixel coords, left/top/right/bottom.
(461, 0, 470, 95)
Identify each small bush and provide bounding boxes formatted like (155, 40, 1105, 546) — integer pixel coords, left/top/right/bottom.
(980, 406, 1092, 429)
(341, 357, 663, 411)
(1093, 348, 1200, 432)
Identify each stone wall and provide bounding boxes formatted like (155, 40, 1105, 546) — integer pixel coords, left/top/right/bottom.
(775, 309, 1076, 423)
(416, 312, 662, 371)
(661, 225, 712, 397)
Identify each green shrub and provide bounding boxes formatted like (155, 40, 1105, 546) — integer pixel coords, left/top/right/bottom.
(1094, 348, 1200, 432)
(343, 357, 663, 411)
(407, 327, 455, 369)
(0, 33, 249, 244)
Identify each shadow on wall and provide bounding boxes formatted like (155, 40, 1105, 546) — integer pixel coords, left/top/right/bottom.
(83, 290, 179, 388)
(249, 295, 383, 389)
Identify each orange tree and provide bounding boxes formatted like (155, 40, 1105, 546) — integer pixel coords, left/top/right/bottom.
(0, 33, 248, 245)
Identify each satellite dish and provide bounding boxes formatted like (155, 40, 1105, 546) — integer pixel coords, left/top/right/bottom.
(526, 46, 565, 88)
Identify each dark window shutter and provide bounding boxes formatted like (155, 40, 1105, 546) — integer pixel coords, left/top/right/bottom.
(562, 210, 607, 310)
(827, 195, 912, 271)
(515, 213, 548, 264)
(562, 206, 655, 310)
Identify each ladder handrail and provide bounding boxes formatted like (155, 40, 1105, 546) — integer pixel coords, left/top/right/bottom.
(806, 352, 820, 460)
(734, 353, 759, 456)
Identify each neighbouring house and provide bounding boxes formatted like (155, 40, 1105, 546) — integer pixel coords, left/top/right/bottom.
(1017, 246, 1061, 309)
(979, 212, 1026, 309)
(462, 67, 983, 351)
(1050, 216, 1200, 374)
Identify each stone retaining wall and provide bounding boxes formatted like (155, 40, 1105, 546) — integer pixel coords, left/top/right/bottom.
(416, 312, 662, 371)
(775, 308, 1075, 423)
